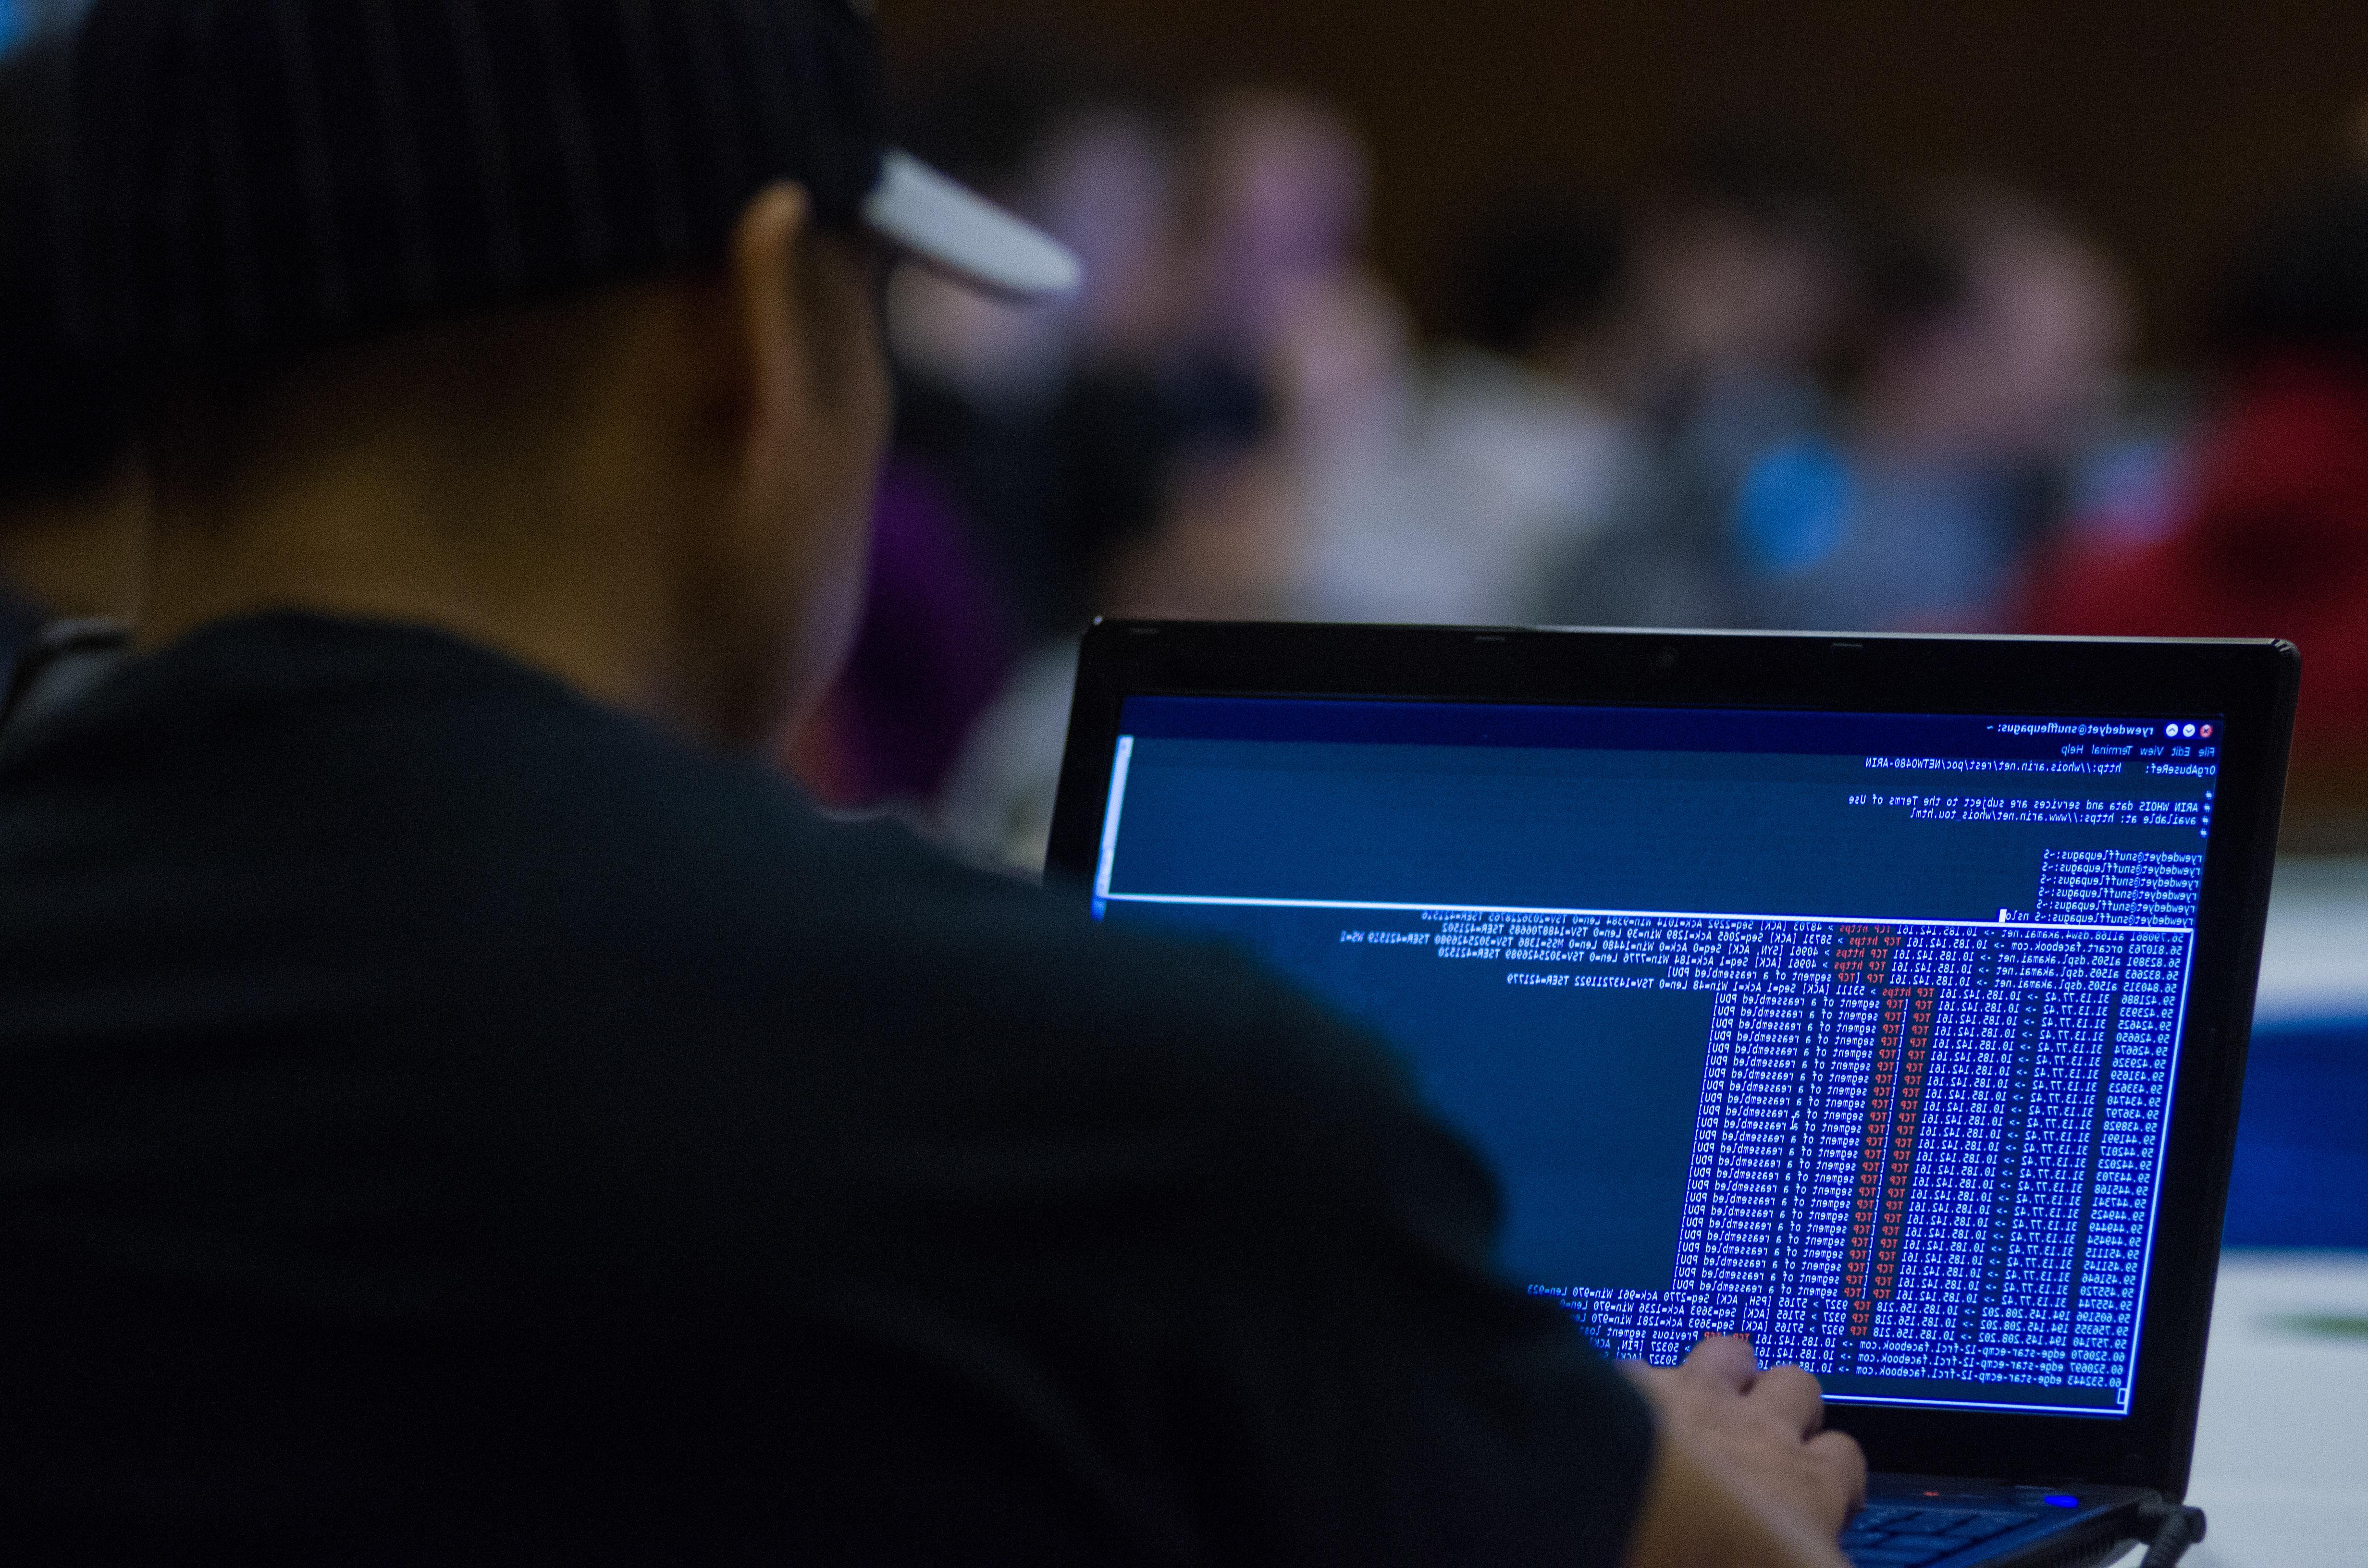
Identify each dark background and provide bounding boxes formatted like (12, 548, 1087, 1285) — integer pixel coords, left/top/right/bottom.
(879, 0, 2368, 361)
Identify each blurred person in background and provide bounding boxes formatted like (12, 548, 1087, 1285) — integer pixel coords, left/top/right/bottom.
(887, 52, 1194, 632)
(1729, 188, 2129, 632)
(1099, 86, 1401, 624)
(788, 54, 1188, 810)
(2027, 170, 2368, 834)
(943, 86, 1404, 866)
(0, 26, 142, 699)
(1103, 92, 1644, 630)
(945, 114, 1666, 869)
(1408, 193, 1646, 625)
(1248, 186, 1654, 628)
(1554, 132, 1865, 628)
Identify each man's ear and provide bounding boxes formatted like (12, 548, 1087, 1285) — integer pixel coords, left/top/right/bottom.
(726, 181, 818, 493)
(697, 178, 886, 748)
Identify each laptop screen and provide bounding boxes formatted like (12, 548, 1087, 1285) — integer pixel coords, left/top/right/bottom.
(1088, 695, 2224, 1420)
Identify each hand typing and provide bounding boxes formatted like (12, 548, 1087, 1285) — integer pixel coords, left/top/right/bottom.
(1627, 1333, 1867, 1546)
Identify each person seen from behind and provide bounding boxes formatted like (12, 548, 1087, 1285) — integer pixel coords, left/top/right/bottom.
(2026, 169, 2368, 836)
(789, 54, 1191, 812)
(1552, 131, 1865, 628)
(1412, 193, 1646, 625)
(1731, 188, 2128, 633)
(0, 0, 1861, 1558)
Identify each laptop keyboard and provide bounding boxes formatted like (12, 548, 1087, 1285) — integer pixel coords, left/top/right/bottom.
(1840, 1504, 2034, 1566)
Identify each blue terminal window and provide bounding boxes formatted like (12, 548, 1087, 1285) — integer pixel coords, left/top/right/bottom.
(1092, 697, 2222, 1418)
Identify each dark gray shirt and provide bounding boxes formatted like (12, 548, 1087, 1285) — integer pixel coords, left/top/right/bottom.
(0, 613, 1651, 1563)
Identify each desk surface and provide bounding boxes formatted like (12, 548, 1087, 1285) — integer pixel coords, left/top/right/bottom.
(2097, 1252, 2368, 1568)
(2118, 862, 2367, 1565)
(2256, 857, 2368, 1027)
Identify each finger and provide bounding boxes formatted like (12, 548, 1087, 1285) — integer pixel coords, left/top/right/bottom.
(1679, 1332, 1759, 1392)
(1807, 1429, 1869, 1515)
(1616, 1359, 1669, 1397)
(1747, 1363, 1826, 1437)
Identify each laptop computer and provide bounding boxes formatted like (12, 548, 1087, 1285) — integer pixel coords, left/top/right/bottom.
(1045, 622, 2299, 1568)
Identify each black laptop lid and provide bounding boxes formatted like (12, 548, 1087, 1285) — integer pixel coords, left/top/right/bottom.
(1045, 623, 2298, 1498)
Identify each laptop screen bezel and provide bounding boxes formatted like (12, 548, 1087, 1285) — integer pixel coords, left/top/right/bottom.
(1044, 621, 2298, 1499)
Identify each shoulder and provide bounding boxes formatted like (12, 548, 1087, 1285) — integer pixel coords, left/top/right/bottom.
(0, 610, 1505, 1274)
(629, 803, 1474, 1214)
(0, 613, 1413, 1099)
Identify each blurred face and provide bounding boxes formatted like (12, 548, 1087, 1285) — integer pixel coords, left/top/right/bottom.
(1036, 111, 1180, 356)
(1880, 231, 2127, 465)
(1640, 210, 1853, 375)
(1194, 95, 1370, 352)
(1963, 236, 2126, 460)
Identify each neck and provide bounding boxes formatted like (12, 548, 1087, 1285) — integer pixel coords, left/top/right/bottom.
(0, 460, 149, 622)
(140, 421, 683, 721)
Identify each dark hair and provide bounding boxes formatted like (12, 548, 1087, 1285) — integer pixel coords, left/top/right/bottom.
(2211, 172, 2368, 363)
(1460, 195, 1628, 359)
(894, 49, 1163, 206)
(896, 56, 1086, 201)
(1857, 213, 1973, 335)
(0, 31, 136, 507)
(1669, 125, 1860, 241)
(1850, 186, 2085, 349)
